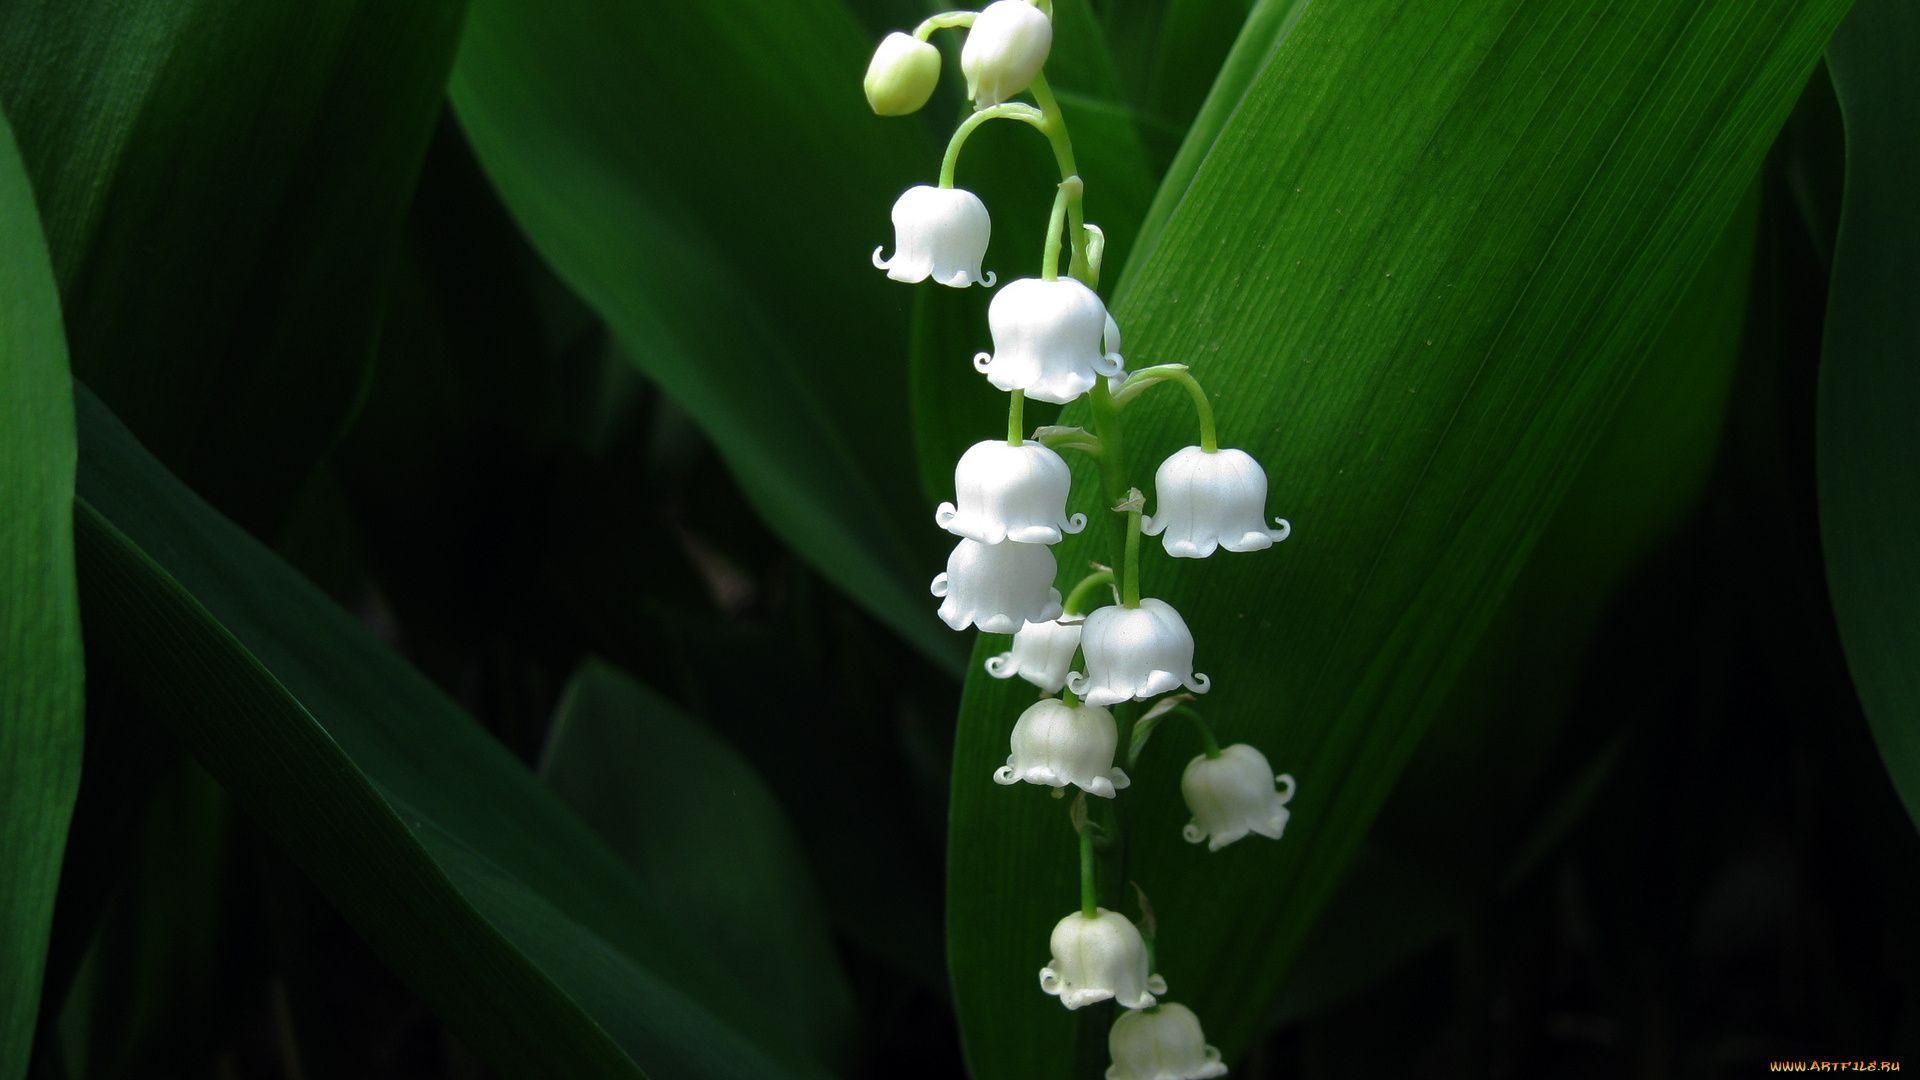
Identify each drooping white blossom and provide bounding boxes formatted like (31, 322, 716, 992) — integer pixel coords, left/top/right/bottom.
(873, 185, 996, 288)
(931, 538, 1062, 633)
(936, 439, 1086, 545)
(1143, 446, 1290, 558)
(1106, 1003, 1228, 1080)
(975, 277, 1124, 404)
(993, 698, 1130, 798)
(960, 0, 1052, 106)
(1039, 908, 1166, 1010)
(1181, 745, 1295, 851)
(863, 32, 941, 116)
(1068, 599, 1209, 707)
(984, 616, 1083, 693)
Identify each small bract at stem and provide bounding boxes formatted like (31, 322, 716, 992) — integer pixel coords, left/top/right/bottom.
(1116, 364, 1219, 453)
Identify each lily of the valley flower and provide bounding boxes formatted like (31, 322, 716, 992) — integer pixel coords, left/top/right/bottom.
(1068, 599, 1210, 707)
(932, 538, 1062, 633)
(1181, 745, 1296, 851)
(984, 616, 1082, 692)
(1039, 908, 1166, 1010)
(936, 439, 1086, 545)
(1106, 1003, 1228, 1080)
(873, 185, 996, 288)
(975, 277, 1124, 404)
(994, 698, 1130, 797)
(960, 0, 1052, 106)
(1143, 446, 1290, 558)
(863, 32, 941, 116)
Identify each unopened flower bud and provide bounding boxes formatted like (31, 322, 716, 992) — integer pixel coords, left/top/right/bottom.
(864, 32, 941, 116)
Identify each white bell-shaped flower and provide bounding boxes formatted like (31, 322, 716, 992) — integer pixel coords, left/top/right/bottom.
(863, 32, 941, 115)
(975, 277, 1124, 404)
(873, 185, 996, 288)
(993, 698, 1130, 798)
(1039, 908, 1166, 1010)
(1143, 446, 1291, 558)
(984, 616, 1082, 692)
(1068, 599, 1209, 707)
(960, 0, 1052, 106)
(1182, 745, 1296, 851)
(1106, 1003, 1228, 1080)
(931, 538, 1062, 633)
(936, 439, 1086, 544)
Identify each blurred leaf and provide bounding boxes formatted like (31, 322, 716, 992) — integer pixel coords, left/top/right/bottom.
(70, 386, 838, 1078)
(542, 660, 857, 1067)
(0, 0, 464, 529)
(0, 107, 83, 1080)
(1818, 0, 1920, 831)
(450, 0, 962, 669)
(944, 0, 1849, 1074)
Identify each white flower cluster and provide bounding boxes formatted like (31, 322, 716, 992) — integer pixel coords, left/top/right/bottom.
(866, 4, 1300, 1075)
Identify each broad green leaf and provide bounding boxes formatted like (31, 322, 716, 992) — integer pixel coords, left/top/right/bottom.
(0, 107, 83, 1080)
(450, 0, 961, 669)
(0, 0, 464, 528)
(1283, 187, 1760, 1023)
(542, 660, 857, 1067)
(1818, 0, 1920, 830)
(71, 386, 837, 1079)
(945, 1, 1849, 1074)
(1126, 0, 1309, 275)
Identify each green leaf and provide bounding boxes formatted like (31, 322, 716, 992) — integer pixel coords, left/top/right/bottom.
(0, 107, 84, 1080)
(449, 0, 962, 669)
(0, 0, 464, 527)
(943, 0, 1849, 1073)
(1818, 0, 1920, 830)
(542, 660, 857, 1067)
(71, 386, 838, 1079)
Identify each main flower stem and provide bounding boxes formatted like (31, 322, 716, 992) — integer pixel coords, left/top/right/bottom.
(1078, 823, 1098, 918)
(1007, 390, 1025, 445)
(1123, 502, 1142, 607)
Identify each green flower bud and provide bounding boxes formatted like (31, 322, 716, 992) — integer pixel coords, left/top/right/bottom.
(864, 32, 941, 116)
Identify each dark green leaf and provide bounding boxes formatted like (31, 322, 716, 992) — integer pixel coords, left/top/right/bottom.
(542, 660, 857, 1067)
(0, 0, 464, 528)
(0, 106, 83, 1080)
(1818, 0, 1920, 830)
(449, 0, 962, 668)
(943, 0, 1849, 1073)
(71, 386, 837, 1078)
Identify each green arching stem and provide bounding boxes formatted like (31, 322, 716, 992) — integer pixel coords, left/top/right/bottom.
(1007, 390, 1025, 445)
(1062, 567, 1115, 615)
(1078, 823, 1098, 917)
(1172, 704, 1222, 758)
(912, 10, 976, 39)
(938, 103, 1046, 188)
(1115, 364, 1219, 452)
(1122, 500, 1143, 607)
